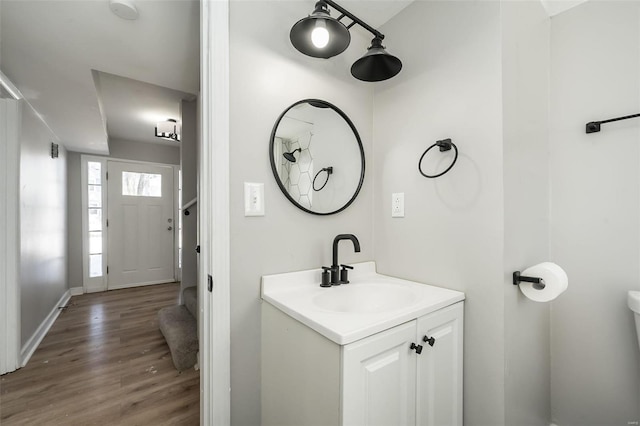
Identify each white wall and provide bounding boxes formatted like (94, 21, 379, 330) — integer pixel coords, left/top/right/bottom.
(108, 138, 180, 165)
(307, 108, 362, 212)
(180, 99, 198, 293)
(373, 2, 505, 424)
(549, 2, 640, 424)
(502, 2, 551, 425)
(0, 0, 3, 69)
(67, 152, 83, 289)
(20, 100, 67, 346)
(229, 2, 374, 424)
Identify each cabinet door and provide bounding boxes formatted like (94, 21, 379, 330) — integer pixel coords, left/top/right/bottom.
(342, 321, 418, 426)
(416, 302, 464, 426)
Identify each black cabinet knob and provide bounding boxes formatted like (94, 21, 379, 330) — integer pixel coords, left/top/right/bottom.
(410, 342, 423, 354)
(422, 336, 436, 346)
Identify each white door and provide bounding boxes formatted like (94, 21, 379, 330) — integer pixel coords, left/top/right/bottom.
(107, 161, 175, 290)
(342, 321, 417, 426)
(416, 302, 464, 426)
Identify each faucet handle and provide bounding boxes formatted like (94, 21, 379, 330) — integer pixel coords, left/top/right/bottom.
(339, 264, 353, 284)
(320, 267, 332, 287)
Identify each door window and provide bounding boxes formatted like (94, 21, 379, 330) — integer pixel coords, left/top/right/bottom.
(87, 161, 103, 278)
(122, 171, 162, 197)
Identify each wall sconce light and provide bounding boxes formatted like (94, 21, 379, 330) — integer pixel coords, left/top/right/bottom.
(155, 119, 180, 142)
(290, 0, 402, 82)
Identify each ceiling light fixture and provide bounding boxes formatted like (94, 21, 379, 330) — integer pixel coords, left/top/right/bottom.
(109, 0, 139, 20)
(290, 0, 402, 82)
(155, 119, 180, 142)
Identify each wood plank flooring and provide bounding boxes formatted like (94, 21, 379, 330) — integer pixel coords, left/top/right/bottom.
(0, 283, 199, 425)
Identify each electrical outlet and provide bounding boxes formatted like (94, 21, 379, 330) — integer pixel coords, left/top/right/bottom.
(392, 192, 404, 218)
(245, 182, 265, 216)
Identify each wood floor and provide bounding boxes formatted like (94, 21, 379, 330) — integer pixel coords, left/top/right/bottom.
(0, 283, 200, 425)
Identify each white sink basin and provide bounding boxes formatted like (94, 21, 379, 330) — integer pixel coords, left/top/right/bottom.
(312, 282, 420, 313)
(262, 262, 464, 344)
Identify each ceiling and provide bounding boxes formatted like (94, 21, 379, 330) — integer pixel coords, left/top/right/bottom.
(0, 0, 586, 155)
(95, 71, 195, 146)
(0, 0, 199, 154)
(340, 0, 413, 28)
(540, 0, 588, 16)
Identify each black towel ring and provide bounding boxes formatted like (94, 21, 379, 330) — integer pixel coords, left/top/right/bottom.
(313, 166, 333, 191)
(418, 138, 458, 178)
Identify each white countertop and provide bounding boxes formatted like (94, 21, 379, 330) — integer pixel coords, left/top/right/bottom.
(261, 261, 465, 345)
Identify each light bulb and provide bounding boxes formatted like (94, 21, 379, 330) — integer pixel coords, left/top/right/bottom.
(311, 21, 329, 48)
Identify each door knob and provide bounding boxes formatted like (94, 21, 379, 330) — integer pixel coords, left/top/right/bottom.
(422, 335, 436, 346)
(410, 342, 423, 354)
(167, 226, 173, 231)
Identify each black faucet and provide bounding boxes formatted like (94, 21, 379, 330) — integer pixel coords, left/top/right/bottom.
(330, 234, 360, 285)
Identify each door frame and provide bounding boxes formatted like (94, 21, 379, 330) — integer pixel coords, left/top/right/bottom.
(0, 98, 22, 375)
(200, 0, 231, 423)
(80, 155, 179, 293)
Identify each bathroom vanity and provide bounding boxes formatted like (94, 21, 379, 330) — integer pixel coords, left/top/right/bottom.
(261, 262, 465, 426)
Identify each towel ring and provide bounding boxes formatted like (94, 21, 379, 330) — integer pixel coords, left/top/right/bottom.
(313, 166, 334, 191)
(418, 138, 458, 179)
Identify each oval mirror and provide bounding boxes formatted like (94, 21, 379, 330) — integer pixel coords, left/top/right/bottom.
(270, 99, 365, 215)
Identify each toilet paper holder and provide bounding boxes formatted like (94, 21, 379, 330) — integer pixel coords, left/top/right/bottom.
(513, 271, 546, 290)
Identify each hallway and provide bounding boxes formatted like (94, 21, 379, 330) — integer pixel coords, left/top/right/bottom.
(0, 283, 199, 425)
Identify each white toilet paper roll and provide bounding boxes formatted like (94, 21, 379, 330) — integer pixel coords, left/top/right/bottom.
(519, 262, 568, 302)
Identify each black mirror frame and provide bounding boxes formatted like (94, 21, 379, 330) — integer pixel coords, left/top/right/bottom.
(269, 99, 365, 216)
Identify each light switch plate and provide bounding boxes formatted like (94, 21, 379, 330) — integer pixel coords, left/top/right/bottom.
(245, 182, 265, 216)
(392, 192, 404, 218)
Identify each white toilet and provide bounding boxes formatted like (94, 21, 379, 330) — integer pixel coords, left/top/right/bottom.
(628, 291, 640, 350)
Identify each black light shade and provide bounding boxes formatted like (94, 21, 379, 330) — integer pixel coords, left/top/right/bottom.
(351, 37, 402, 82)
(290, 1, 350, 59)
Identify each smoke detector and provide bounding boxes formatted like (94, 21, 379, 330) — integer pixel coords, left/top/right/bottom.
(109, 0, 139, 20)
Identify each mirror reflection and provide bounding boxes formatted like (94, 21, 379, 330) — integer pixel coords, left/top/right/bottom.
(270, 99, 365, 215)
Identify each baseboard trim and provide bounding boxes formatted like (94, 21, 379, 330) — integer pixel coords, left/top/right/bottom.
(69, 286, 83, 296)
(21, 289, 71, 367)
(107, 279, 176, 291)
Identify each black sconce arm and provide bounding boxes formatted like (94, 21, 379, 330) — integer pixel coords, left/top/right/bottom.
(323, 0, 385, 40)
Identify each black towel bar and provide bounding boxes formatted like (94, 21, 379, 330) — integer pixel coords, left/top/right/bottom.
(586, 112, 640, 133)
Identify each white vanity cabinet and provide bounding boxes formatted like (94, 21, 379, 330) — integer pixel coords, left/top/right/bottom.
(262, 300, 464, 426)
(341, 320, 418, 426)
(416, 302, 463, 426)
(342, 302, 463, 426)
